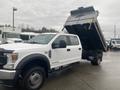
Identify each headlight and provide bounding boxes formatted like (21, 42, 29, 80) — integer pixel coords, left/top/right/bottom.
(11, 53, 18, 63)
(3, 53, 18, 69)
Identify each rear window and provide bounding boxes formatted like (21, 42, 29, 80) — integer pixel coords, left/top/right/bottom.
(69, 36, 79, 45)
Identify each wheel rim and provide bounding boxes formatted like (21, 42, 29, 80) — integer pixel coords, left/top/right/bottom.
(28, 72, 43, 89)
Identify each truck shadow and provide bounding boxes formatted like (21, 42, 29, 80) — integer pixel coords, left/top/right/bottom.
(110, 48, 120, 52)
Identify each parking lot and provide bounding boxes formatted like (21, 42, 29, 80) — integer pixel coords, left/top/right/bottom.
(1, 50, 120, 90)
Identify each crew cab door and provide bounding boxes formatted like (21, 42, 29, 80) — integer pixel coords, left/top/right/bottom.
(51, 35, 68, 67)
(67, 36, 82, 63)
(51, 35, 81, 68)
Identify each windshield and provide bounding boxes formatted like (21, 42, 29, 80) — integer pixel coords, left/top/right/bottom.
(27, 34, 56, 44)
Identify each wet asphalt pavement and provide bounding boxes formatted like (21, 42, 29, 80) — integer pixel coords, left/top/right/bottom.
(1, 51, 120, 90)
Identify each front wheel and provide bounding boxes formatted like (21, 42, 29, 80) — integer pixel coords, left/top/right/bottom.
(20, 66, 45, 90)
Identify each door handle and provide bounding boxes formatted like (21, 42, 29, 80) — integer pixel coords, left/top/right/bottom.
(67, 49, 71, 51)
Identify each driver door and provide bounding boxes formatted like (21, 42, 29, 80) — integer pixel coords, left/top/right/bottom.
(51, 35, 70, 68)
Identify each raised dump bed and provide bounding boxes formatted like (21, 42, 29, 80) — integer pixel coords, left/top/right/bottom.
(64, 6, 107, 52)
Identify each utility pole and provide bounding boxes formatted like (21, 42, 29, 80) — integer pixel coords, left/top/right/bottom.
(12, 7, 17, 30)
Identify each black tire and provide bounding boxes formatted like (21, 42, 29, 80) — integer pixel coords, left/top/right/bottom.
(91, 57, 101, 65)
(91, 51, 103, 66)
(19, 66, 45, 90)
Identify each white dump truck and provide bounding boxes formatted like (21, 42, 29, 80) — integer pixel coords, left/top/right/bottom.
(0, 6, 107, 90)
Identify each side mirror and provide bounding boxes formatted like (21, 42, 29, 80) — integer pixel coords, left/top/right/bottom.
(52, 40, 67, 49)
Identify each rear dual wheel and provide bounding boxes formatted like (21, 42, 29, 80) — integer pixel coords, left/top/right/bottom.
(91, 57, 102, 65)
(91, 52, 103, 66)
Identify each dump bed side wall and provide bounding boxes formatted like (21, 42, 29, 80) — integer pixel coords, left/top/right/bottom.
(94, 20, 107, 51)
(65, 23, 105, 51)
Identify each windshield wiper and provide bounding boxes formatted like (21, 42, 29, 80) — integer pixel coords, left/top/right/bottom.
(26, 41, 39, 44)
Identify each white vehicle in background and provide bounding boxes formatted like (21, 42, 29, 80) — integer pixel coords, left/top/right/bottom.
(0, 26, 39, 44)
(0, 26, 21, 44)
(6, 38, 23, 44)
(110, 38, 120, 49)
(20, 32, 39, 41)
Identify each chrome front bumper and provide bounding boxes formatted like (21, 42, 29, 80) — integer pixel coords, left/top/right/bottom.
(0, 69, 16, 80)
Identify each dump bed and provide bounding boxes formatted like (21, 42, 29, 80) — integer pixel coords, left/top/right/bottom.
(64, 6, 107, 52)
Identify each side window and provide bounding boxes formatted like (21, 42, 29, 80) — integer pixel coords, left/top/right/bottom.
(20, 35, 29, 40)
(53, 35, 71, 46)
(69, 36, 79, 45)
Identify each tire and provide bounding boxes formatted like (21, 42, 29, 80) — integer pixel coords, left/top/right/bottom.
(91, 57, 101, 65)
(19, 66, 45, 90)
(91, 51, 103, 66)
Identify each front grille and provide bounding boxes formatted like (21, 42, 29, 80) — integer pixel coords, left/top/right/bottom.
(0, 48, 13, 69)
(0, 52, 7, 68)
(0, 65, 3, 69)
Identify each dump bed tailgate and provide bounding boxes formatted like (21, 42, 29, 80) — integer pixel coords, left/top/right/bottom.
(64, 6, 107, 51)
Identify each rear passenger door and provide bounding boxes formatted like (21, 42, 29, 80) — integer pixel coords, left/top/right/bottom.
(66, 35, 82, 63)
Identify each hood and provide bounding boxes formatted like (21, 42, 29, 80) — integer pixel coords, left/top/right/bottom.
(0, 43, 46, 51)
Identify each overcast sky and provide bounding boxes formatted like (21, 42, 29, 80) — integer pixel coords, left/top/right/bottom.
(0, 0, 120, 39)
